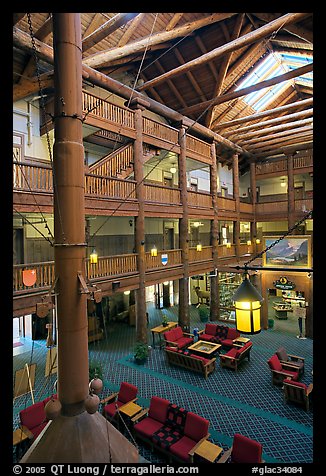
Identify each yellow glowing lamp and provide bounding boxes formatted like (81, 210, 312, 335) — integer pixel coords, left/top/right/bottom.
(196, 243, 202, 252)
(226, 242, 231, 249)
(255, 238, 261, 245)
(247, 240, 252, 246)
(151, 246, 158, 257)
(232, 273, 263, 334)
(90, 249, 98, 264)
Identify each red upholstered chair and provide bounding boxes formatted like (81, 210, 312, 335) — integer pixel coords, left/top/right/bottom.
(283, 378, 313, 411)
(163, 326, 194, 350)
(102, 382, 138, 422)
(220, 327, 240, 348)
(218, 433, 263, 463)
(198, 323, 218, 342)
(133, 396, 170, 448)
(169, 411, 210, 463)
(267, 354, 300, 386)
(276, 347, 305, 376)
(19, 401, 48, 440)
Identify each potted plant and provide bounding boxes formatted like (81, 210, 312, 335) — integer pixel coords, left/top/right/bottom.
(89, 360, 103, 381)
(198, 305, 210, 323)
(133, 341, 149, 364)
(161, 312, 169, 327)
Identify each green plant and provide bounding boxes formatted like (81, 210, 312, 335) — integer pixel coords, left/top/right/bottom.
(161, 311, 168, 326)
(89, 360, 103, 381)
(198, 305, 210, 322)
(133, 341, 149, 362)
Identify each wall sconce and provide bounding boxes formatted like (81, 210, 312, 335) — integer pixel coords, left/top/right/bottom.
(90, 249, 98, 264)
(226, 242, 231, 249)
(196, 243, 202, 252)
(255, 238, 261, 245)
(280, 178, 286, 188)
(151, 246, 158, 257)
(247, 240, 252, 246)
(124, 290, 131, 295)
(232, 271, 263, 334)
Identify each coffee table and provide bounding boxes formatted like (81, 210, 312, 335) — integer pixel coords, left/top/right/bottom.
(187, 341, 221, 357)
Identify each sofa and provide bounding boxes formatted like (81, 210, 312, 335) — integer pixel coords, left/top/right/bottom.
(219, 341, 253, 371)
(132, 397, 210, 463)
(164, 346, 216, 378)
(163, 326, 194, 350)
(19, 394, 58, 440)
(199, 323, 240, 348)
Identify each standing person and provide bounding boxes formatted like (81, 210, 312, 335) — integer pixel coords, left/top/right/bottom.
(295, 301, 307, 339)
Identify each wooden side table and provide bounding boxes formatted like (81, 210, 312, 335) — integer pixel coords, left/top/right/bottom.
(151, 322, 178, 348)
(233, 337, 250, 348)
(193, 439, 223, 463)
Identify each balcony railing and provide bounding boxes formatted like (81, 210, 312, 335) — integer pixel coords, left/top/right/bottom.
(144, 183, 181, 205)
(188, 190, 212, 208)
(145, 249, 182, 270)
(189, 246, 212, 262)
(85, 173, 137, 200)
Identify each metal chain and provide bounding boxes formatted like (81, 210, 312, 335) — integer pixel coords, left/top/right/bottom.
(244, 209, 313, 268)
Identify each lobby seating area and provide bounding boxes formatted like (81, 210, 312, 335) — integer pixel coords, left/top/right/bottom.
(13, 304, 313, 464)
(164, 346, 216, 378)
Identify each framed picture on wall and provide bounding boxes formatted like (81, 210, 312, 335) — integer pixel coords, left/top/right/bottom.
(263, 235, 311, 269)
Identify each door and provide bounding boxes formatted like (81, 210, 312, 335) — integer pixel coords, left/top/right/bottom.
(164, 227, 174, 250)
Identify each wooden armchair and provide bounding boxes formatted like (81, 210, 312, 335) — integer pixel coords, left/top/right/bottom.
(276, 347, 305, 376)
(101, 382, 138, 425)
(217, 433, 263, 463)
(283, 378, 313, 411)
(267, 354, 300, 386)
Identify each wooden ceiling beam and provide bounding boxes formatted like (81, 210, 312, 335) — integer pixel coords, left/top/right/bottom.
(83, 13, 237, 68)
(117, 13, 145, 47)
(13, 72, 54, 102)
(213, 97, 313, 130)
(173, 48, 208, 103)
(205, 13, 245, 128)
(166, 13, 184, 31)
(138, 13, 310, 92)
(235, 117, 313, 143)
(82, 13, 140, 52)
(252, 13, 313, 43)
(225, 108, 313, 137)
(242, 125, 313, 148)
(13, 13, 26, 25)
(247, 133, 313, 154)
(155, 60, 187, 108)
(253, 141, 313, 160)
(182, 62, 313, 115)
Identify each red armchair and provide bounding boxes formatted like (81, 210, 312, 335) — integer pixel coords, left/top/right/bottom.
(283, 378, 313, 411)
(218, 433, 263, 463)
(163, 326, 194, 350)
(267, 354, 300, 386)
(276, 347, 305, 376)
(133, 396, 170, 448)
(169, 412, 210, 463)
(102, 382, 138, 422)
(198, 323, 218, 342)
(19, 394, 58, 440)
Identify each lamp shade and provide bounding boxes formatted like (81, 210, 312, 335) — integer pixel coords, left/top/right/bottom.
(196, 243, 202, 252)
(232, 275, 263, 334)
(151, 246, 157, 257)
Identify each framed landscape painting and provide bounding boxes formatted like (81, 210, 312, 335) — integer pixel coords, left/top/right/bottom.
(263, 235, 311, 268)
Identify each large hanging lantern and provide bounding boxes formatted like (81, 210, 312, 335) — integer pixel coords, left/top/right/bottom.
(232, 272, 263, 334)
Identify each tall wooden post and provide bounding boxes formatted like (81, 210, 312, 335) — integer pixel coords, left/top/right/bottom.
(128, 97, 150, 343)
(21, 13, 139, 463)
(287, 154, 295, 230)
(232, 153, 240, 258)
(52, 13, 88, 415)
(210, 141, 219, 321)
(250, 160, 258, 249)
(178, 122, 190, 330)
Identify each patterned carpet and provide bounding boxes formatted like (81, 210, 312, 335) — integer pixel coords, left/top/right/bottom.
(13, 304, 313, 464)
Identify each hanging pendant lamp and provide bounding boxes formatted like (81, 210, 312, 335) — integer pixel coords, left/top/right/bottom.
(232, 271, 263, 334)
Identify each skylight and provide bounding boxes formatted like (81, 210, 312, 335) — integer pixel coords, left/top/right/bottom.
(235, 52, 313, 111)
